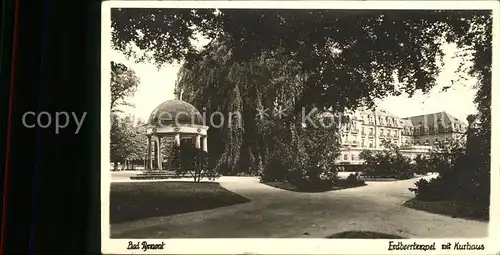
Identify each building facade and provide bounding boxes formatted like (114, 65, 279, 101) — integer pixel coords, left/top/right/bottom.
(335, 107, 468, 164)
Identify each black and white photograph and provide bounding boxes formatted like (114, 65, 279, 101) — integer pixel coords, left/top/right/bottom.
(101, 1, 499, 254)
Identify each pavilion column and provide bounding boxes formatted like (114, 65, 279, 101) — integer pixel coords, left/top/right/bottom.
(156, 136, 162, 170)
(195, 135, 201, 149)
(147, 136, 152, 170)
(174, 133, 180, 146)
(202, 136, 208, 152)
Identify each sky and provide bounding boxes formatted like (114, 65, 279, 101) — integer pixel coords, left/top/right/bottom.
(111, 40, 478, 124)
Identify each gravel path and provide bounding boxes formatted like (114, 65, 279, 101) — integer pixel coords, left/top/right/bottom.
(109, 173, 488, 238)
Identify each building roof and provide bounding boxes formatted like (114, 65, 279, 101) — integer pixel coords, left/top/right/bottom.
(403, 111, 466, 128)
(352, 106, 467, 133)
(147, 100, 204, 127)
(359, 107, 399, 118)
(399, 119, 413, 127)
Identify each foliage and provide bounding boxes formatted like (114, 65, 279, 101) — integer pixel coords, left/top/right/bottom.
(259, 114, 341, 190)
(109, 61, 142, 169)
(336, 173, 366, 188)
(424, 141, 466, 177)
(111, 61, 140, 112)
(170, 145, 219, 182)
(160, 137, 177, 168)
(110, 114, 147, 169)
(412, 154, 431, 175)
(409, 178, 448, 201)
(112, 9, 491, 114)
(111, 9, 491, 201)
(111, 9, 219, 66)
(409, 127, 489, 206)
(359, 143, 414, 179)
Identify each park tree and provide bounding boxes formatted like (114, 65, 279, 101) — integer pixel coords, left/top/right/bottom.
(110, 114, 147, 170)
(128, 118, 148, 168)
(110, 61, 143, 169)
(111, 10, 490, 109)
(111, 9, 491, 187)
(111, 61, 140, 112)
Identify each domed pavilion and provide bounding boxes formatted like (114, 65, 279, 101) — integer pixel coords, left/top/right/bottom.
(144, 93, 209, 170)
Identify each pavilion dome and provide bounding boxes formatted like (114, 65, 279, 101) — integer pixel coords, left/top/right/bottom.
(147, 100, 204, 127)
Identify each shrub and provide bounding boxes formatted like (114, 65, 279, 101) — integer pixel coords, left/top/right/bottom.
(260, 116, 340, 191)
(409, 178, 439, 201)
(409, 175, 461, 201)
(336, 173, 365, 187)
(170, 145, 219, 182)
(359, 144, 414, 179)
(409, 136, 490, 208)
(260, 154, 290, 182)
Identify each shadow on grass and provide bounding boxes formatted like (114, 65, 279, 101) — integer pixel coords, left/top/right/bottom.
(262, 181, 367, 193)
(110, 181, 251, 224)
(326, 231, 406, 239)
(403, 198, 489, 222)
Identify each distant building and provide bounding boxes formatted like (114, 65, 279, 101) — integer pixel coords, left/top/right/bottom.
(335, 107, 468, 164)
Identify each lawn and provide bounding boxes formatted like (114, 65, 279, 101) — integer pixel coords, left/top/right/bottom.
(326, 231, 405, 239)
(263, 181, 366, 193)
(403, 198, 489, 222)
(110, 181, 251, 224)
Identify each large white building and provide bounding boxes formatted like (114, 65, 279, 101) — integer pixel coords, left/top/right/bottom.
(335, 107, 468, 164)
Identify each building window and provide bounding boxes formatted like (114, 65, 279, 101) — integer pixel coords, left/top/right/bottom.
(369, 142, 373, 148)
(361, 139, 365, 147)
(344, 154, 348, 160)
(361, 127, 365, 135)
(369, 128, 374, 135)
(351, 154, 355, 160)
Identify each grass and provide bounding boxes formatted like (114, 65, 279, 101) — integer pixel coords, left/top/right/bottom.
(110, 181, 251, 224)
(326, 231, 405, 239)
(403, 198, 489, 222)
(263, 181, 366, 193)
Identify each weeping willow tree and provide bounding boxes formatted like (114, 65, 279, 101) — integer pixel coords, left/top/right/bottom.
(175, 39, 342, 175)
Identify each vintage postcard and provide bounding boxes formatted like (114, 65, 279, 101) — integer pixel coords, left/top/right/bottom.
(101, 1, 499, 254)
